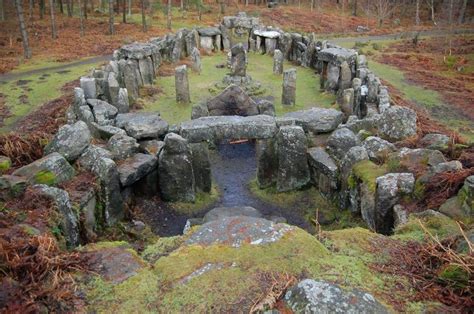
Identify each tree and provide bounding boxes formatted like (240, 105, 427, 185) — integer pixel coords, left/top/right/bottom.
(59, 0, 64, 14)
(122, 0, 126, 22)
(141, 0, 147, 31)
(425, 0, 436, 24)
(40, 0, 45, 19)
(0, 0, 5, 21)
(109, 0, 114, 34)
(15, 0, 32, 59)
(458, 0, 468, 24)
(66, 0, 73, 16)
(84, 0, 88, 18)
(372, 0, 395, 27)
(415, 0, 420, 25)
(79, 0, 85, 35)
(167, 0, 171, 29)
(352, 0, 357, 16)
(128, 0, 131, 15)
(50, 0, 57, 38)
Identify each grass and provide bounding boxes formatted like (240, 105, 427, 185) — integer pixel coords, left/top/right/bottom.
(143, 52, 336, 124)
(0, 61, 103, 132)
(169, 185, 220, 215)
(248, 179, 366, 231)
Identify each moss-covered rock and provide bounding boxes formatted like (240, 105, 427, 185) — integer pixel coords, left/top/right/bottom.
(351, 160, 388, 193)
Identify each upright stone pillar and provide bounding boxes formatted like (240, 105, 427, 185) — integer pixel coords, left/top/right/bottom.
(158, 133, 195, 202)
(230, 43, 247, 77)
(175, 65, 190, 103)
(256, 139, 277, 188)
(190, 142, 212, 193)
(339, 61, 352, 90)
(276, 126, 310, 192)
(190, 47, 202, 74)
(273, 49, 284, 75)
(282, 68, 296, 106)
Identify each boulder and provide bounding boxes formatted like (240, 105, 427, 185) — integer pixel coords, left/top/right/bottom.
(107, 133, 140, 160)
(33, 185, 80, 248)
(206, 84, 258, 116)
(420, 133, 450, 151)
(44, 121, 91, 162)
(392, 147, 446, 173)
(13, 153, 75, 185)
(203, 206, 262, 223)
(197, 27, 221, 37)
(375, 173, 415, 234)
(339, 61, 352, 90)
(362, 136, 396, 162)
(256, 99, 275, 116)
(77, 105, 95, 126)
(115, 112, 169, 140)
(190, 142, 212, 193)
(77, 145, 113, 169)
(283, 107, 344, 133)
(378, 106, 417, 141)
(117, 153, 158, 187)
(307, 147, 338, 197)
(432, 161, 463, 174)
(326, 127, 359, 161)
(285, 279, 388, 314)
(91, 123, 126, 140)
(139, 140, 164, 156)
(0, 175, 28, 199)
(276, 126, 310, 192)
(158, 133, 195, 202)
(87, 99, 118, 126)
(186, 216, 292, 247)
(191, 103, 209, 119)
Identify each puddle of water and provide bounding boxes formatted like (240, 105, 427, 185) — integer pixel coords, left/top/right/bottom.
(136, 141, 314, 237)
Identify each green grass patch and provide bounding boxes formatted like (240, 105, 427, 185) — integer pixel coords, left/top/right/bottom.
(169, 185, 220, 215)
(352, 160, 388, 193)
(0, 61, 102, 133)
(143, 53, 336, 124)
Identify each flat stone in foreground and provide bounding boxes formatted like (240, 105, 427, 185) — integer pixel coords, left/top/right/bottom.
(186, 216, 293, 247)
(180, 115, 277, 142)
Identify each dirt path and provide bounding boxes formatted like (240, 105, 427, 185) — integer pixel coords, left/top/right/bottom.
(0, 55, 111, 83)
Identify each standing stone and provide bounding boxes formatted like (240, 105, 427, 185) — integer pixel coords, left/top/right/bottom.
(116, 88, 130, 113)
(190, 47, 202, 74)
(230, 43, 247, 77)
(276, 126, 310, 192)
(138, 56, 155, 85)
(158, 133, 195, 202)
(107, 72, 120, 106)
(265, 37, 277, 55)
(175, 65, 190, 104)
(256, 138, 277, 188)
(339, 61, 352, 90)
(185, 29, 199, 56)
(273, 49, 284, 75)
(190, 142, 212, 193)
(282, 68, 297, 106)
(120, 60, 139, 103)
(80, 77, 96, 99)
(325, 63, 340, 92)
(339, 88, 354, 118)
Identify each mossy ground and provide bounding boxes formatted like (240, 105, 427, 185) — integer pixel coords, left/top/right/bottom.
(0, 61, 103, 132)
(169, 185, 220, 215)
(82, 226, 408, 313)
(248, 179, 367, 231)
(142, 53, 336, 124)
(393, 213, 462, 242)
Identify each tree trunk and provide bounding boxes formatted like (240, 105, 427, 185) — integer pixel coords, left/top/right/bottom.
(352, 0, 357, 16)
(59, 0, 64, 13)
(415, 0, 420, 25)
(122, 0, 126, 22)
(67, 0, 73, 16)
(0, 0, 4, 21)
(198, 0, 202, 20)
(127, 0, 131, 15)
(50, 0, 57, 38)
(458, 0, 468, 24)
(15, 0, 32, 59)
(166, 0, 171, 29)
(219, 0, 225, 14)
(84, 0, 87, 18)
(180, 0, 183, 10)
(141, 0, 147, 31)
(40, 0, 45, 19)
(79, 0, 85, 35)
(245, 0, 248, 6)
(29, 0, 34, 20)
(109, 0, 114, 34)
